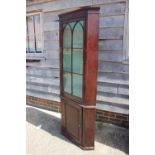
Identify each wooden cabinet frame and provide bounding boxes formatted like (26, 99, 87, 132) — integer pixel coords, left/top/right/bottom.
(59, 7, 100, 150)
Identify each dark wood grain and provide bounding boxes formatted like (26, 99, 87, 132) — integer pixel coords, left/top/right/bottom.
(84, 10, 99, 106)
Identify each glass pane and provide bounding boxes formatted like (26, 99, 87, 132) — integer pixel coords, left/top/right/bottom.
(35, 34, 41, 40)
(26, 18, 29, 52)
(72, 49, 83, 74)
(63, 24, 71, 48)
(26, 36, 29, 52)
(26, 17, 28, 35)
(73, 22, 83, 48)
(36, 42, 42, 53)
(34, 15, 42, 52)
(72, 74, 83, 97)
(27, 16, 34, 36)
(63, 48, 71, 72)
(34, 15, 41, 35)
(63, 72, 71, 94)
(27, 16, 35, 52)
(28, 35, 35, 52)
(36, 34, 42, 52)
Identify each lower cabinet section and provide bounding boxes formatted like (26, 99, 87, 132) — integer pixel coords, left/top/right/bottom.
(61, 98, 82, 144)
(61, 98, 95, 150)
(66, 104, 82, 142)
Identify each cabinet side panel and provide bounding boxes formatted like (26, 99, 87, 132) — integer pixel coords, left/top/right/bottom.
(84, 12, 99, 106)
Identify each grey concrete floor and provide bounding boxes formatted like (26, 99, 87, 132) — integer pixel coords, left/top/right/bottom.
(26, 106, 129, 155)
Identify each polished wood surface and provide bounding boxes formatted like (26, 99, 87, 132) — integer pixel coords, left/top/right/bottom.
(59, 7, 100, 150)
(84, 10, 99, 106)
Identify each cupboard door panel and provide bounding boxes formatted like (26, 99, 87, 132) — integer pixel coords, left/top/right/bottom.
(66, 101, 82, 142)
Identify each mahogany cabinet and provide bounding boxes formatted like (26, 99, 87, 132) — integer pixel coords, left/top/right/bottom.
(59, 7, 100, 150)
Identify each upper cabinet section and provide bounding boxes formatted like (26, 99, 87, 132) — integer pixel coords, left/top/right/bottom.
(59, 7, 100, 101)
(62, 20, 84, 98)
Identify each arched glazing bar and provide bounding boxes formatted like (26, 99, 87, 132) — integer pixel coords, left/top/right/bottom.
(62, 20, 84, 32)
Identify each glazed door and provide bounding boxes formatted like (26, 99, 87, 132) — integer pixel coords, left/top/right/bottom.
(62, 21, 84, 98)
(61, 21, 84, 143)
